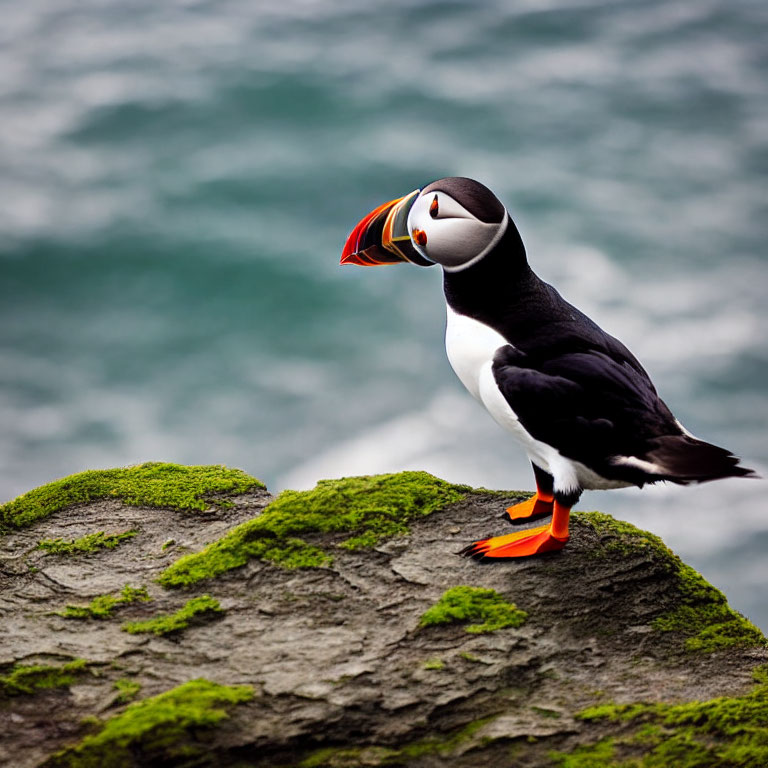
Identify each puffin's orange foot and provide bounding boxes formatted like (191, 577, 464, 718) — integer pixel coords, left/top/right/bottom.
(503, 495, 553, 525)
(460, 524, 568, 560)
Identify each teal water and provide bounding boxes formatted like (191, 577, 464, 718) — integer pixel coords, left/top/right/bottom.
(2, 1, 767, 627)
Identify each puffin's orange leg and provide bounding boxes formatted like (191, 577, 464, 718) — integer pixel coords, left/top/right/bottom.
(461, 500, 571, 559)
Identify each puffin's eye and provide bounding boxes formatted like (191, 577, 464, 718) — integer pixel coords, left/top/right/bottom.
(429, 195, 439, 219)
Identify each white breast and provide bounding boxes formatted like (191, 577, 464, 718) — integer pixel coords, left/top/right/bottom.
(445, 305, 549, 462)
(444, 304, 630, 493)
(444, 305, 507, 401)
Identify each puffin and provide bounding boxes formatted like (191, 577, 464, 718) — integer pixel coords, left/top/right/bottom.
(340, 177, 755, 559)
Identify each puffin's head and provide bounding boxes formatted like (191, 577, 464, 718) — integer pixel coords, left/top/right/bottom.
(340, 177, 508, 272)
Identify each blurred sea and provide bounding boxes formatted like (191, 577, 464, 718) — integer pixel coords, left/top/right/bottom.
(1, 1, 767, 627)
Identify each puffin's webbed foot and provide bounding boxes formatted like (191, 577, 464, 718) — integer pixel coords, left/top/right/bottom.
(460, 525, 568, 560)
(462, 497, 573, 560)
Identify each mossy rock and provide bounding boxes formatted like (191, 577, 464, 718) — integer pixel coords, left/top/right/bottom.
(37, 530, 138, 556)
(0, 660, 89, 698)
(122, 595, 223, 636)
(157, 471, 469, 587)
(552, 664, 768, 767)
(419, 585, 527, 634)
(59, 585, 151, 620)
(578, 511, 765, 653)
(1, 466, 765, 768)
(41, 679, 253, 768)
(0, 462, 264, 532)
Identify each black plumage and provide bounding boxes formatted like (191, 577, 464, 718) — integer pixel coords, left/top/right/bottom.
(443, 218, 754, 488)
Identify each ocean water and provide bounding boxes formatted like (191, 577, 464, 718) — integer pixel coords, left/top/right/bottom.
(2, 1, 767, 627)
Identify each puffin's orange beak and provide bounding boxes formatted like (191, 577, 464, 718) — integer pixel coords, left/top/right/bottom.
(340, 189, 431, 267)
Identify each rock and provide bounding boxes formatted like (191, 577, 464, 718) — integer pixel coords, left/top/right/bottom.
(0, 463, 766, 767)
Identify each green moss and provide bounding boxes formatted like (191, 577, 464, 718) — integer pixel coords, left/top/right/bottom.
(532, 706, 562, 719)
(396, 715, 498, 760)
(299, 716, 497, 767)
(550, 737, 617, 768)
(112, 679, 142, 704)
(652, 561, 765, 653)
(42, 678, 254, 768)
(575, 510, 670, 556)
(552, 664, 768, 768)
(576, 512, 766, 653)
(37, 530, 138, 556)
(423, 658, 445, 670)
(122, 595, 223, 636)
(0, 659, 88, 697)
(59, 585, 151, 620)
(158, 472, 468, 588)
(0, 463, 263, 532)
(419, 586, 527, 634)
(300, 747, 397, 768)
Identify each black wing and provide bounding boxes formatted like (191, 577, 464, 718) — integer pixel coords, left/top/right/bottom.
(491, 343, 679, 482)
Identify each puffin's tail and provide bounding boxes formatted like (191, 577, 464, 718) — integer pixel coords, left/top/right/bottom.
(642, 435, 758, 484)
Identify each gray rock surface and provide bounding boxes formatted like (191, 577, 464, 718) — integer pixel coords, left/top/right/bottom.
(1, 476, 765, 767)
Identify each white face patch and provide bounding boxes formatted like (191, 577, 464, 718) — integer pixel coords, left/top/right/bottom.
(407, 190, 507, 270)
